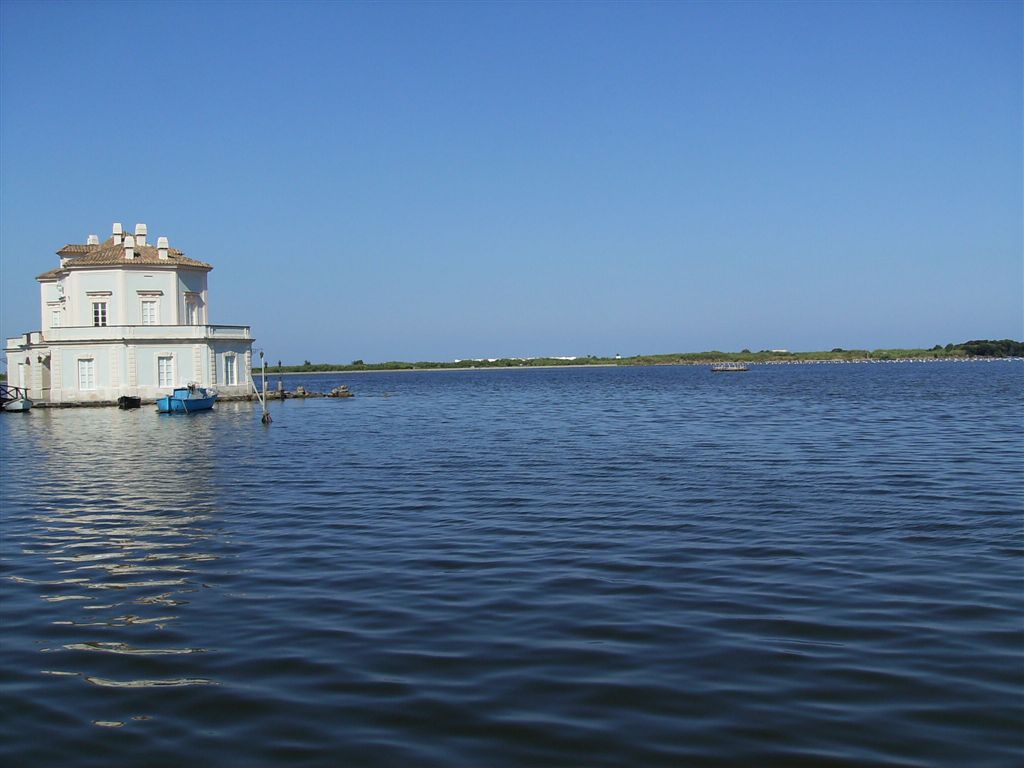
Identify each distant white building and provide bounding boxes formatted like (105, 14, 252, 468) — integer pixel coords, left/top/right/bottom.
(5, 222, 254, 404)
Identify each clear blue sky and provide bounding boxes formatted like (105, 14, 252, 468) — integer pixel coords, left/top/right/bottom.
(1, 1, 1020, 363)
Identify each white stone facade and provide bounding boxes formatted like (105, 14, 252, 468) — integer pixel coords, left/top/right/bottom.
(5, 222, 254, 404)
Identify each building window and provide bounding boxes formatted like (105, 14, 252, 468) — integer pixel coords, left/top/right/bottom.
(142, 299, 158, 325)
(158, 356, 174, 388)
(78, 359, 95, 390)
(185, 299, 199, 325)
(224, 354, 237, 386)
(51, 310, 62, 328)
(92, 301, 108, 327)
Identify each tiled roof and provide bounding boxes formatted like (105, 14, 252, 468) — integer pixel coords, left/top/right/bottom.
(56, 244, 95, 256)
(38, 236, 212, 280)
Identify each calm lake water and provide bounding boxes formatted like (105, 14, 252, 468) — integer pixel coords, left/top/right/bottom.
(1, 362, 1021, 766)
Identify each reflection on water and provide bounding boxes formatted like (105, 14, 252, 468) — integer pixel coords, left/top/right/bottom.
(8, 409, 221, 698)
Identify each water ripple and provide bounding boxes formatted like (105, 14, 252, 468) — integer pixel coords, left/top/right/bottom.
(1, 362, 1021, 767)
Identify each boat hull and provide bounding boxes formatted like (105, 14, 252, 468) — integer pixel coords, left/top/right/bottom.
(156, 396, 216, 413)
(1, 383, 33, 412)
(156, 387, 217, 414)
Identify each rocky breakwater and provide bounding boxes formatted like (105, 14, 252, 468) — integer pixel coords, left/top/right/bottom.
(274, 384, 354, 399)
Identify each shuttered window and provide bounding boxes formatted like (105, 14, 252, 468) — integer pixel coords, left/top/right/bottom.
(78, 359, 95, 390)
(158, 356, 174, 388)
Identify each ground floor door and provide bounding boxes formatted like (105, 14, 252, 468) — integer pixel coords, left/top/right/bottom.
(41, 357, 51, 399)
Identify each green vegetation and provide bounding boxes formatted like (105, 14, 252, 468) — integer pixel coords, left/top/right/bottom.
(262, 340, 1022, 374)
(956, 339, 1024, 357)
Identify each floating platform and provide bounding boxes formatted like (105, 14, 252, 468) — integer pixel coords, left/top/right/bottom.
(710, 363, 749, 373)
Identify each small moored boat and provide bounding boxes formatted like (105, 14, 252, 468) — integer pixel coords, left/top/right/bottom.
(118, 395, 142, 410)
(1, 384, 33, 412)
(710, 362, 749, 373)
(2, 396, 33, 412)
(156, 384, 217, 414)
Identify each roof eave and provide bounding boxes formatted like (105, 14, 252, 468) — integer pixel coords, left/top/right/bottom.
(39, 260, 213, 274)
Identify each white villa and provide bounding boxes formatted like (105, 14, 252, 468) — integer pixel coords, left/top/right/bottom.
(4, 222, 254, 404)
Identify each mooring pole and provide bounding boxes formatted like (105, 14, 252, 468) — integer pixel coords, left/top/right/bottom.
(260, 350, 271, 424)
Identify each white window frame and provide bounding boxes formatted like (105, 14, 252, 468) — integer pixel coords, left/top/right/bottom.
(92, 301, 108, 327)
(224, 353, 237, 386)
(157, 355, 175, 388)
(87, 291, 112, 327)
(141, 299, 158, 325)
(137, 290, 163, 326)
(184, 292, 201, 325)
(77, 357, 96, 390)
(47, 300, 64, 330)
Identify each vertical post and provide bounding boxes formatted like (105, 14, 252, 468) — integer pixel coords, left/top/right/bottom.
(260, 350, 271, 424)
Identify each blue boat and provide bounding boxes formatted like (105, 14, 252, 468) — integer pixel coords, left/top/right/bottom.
(156, 385, 217, 414)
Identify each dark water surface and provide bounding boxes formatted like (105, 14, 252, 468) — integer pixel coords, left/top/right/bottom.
(2, 362, 1021, 766)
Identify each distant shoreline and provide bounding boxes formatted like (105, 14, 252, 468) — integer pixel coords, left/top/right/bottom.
(259, 357, 1022, 376)
(260, 364, 621, 375)
(251, 341, 1022, 376)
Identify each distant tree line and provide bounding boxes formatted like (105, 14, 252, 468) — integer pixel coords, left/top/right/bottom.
(954, 339, 1024, 357)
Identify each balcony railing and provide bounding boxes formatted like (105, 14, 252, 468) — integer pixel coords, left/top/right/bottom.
(7, 324, 251, 347)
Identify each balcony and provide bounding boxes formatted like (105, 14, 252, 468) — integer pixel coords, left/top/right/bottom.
(7, 324, 251, 348)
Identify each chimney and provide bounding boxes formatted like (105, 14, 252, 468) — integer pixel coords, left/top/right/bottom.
(157, 236, 169, 260)
(112, 222, 123, 243)
(134, 223, 148, 246)
(87, 234, 99, 246)
(124, 235, 135, 260)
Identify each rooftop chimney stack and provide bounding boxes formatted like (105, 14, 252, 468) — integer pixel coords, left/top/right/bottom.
(124, 235, 135, 260)
(112, 222, 123, 243)
(87, 234, 99, 246)
(157, 236, 169, 260)
(134, 223, 147, 246)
